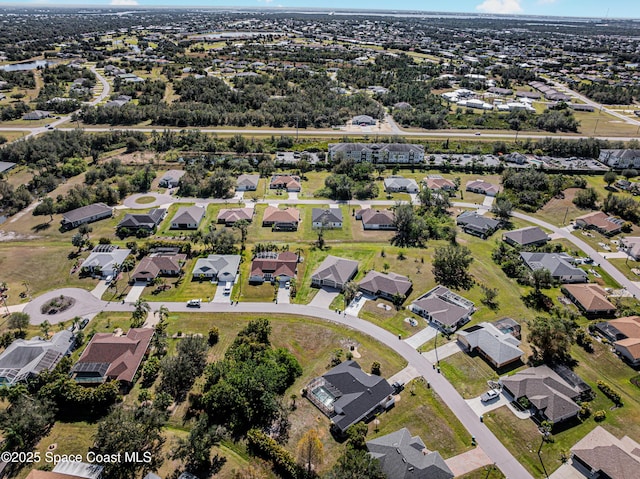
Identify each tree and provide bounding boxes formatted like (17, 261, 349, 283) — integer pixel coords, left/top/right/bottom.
(432, 245, 474, 290)
(39, 320, 51, 339)
(527, 314, 577, 363)
(33, 196, 55, 223)
(172, 414, 225, 476)
(529, 268, 553, 295)
(491, 197, 513, 221)
(371, 361, 381, 376)
(573, 188, 599, 209)
(92, 405, 165, 479)
(234, 219, 250, 250)
(343, 281, 358, 307)
(0, 396, 56, 453)
(480, 286, 499, 309)
(160, 335, 208, 401)
(71, 232, 85, 252)
(345, 422, 368, 450)
(131, 299, 150, 328)
(296, 428, 324, 474)
(8, 312, 29, 333)
(324, 448, 386, 479)
(392, 204, 428, 247)
(604, 171, 618, 188)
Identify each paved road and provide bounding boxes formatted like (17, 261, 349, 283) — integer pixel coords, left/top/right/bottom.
(88, 67, 111, 106)
(98, 299, 533, 479)
(453, 201, 640, 298)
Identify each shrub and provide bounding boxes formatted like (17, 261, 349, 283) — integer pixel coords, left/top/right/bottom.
(594, 410, 606, 422)
(597, 380, 623, 406)
(247, 429, 300, 479)
(208, 327, 220, 346)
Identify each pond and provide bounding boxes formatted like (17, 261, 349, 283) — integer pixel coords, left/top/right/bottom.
(0, 60, 53, 72)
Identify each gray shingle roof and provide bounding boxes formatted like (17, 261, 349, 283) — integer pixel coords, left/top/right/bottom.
(312, 208, 343, 224)
(456, 211, 500, 235)
(367, 428, 454, 479)
(61, 203, 112, 225)
(503, 226, 549, 246)
(171, 205, 205, 227)
(358, 270, 412, 297)
(457, 322, 523, 367)
(520, 252, 587, 279)
(192, 254, 241, 282)
(118, 208, 166, 230)
(311, 255, 359, 285)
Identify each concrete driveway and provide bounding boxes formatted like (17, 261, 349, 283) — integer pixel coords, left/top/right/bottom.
(404, 323, 438, 348)
(388, 365, 421, 385)
(91, 280, 110, 299)
(445, 447, 493, 477)
(549, 462, 584, 479)
(212, 281, 232, 303)
(277, 281, 291, 304)
(344, 293, 372, 316)
(422, 341, 463, 363)
(309, 286, 340, 309)
(124, 282, 146, 303)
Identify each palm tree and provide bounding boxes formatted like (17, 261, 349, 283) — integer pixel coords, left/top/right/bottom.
(131, 299, 150, 327)
(39, 320, 51, 339)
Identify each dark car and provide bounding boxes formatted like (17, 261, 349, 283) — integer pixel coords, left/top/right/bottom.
(79, 318, 90, 329)
(391, 381, 405, 394)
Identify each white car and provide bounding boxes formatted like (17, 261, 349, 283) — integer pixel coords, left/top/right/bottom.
(481, 390, 500, 403)
(186, 299, 201, 307)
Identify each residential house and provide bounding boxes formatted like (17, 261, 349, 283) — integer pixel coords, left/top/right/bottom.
(72, 328, 154, 389)
(351, 115, 376, 126)
(105, 94, 132, 108)
(22, 110, 49, 121)
(262, 206, 300, 231)
(424, 175, 457, 192)
(409, 286, 475, 333)
(575, 211, 624, 236)
(383, 176, 419, 193)
(456, 211, 501, 239)
(328, 143, 424, 164)
(192, 254, 241, 282)
(61, 203, 113, 230)
(312, 208, 343, 228)
(311, 255, 359, 290)
(0, 161, 16, 175)
(26, 461, 103, 479)
(457, 322, 524, 369)
(500, 365, 591, 424)
(466, 179, 500, 196)
(503, 226, 550, 247)
(570, 426, 640, 479)
(80, 245, 131, 278)
(217, 207, 254, 226)
(269, 174, 301, 192)
(358, 270, 412, 302)
(236, 174, 260, 191)
(0, 330, 74, 386)
(356, 208, 396, 230)
(170, 205, 205, 230)
(366, 428, 454, 479)
(158, 169, 186, 188)
(131, 252, 186, 283)
(117, 208, 166, 234)
(305, 360, 394, 434)
(562, 283, 616, 317)
(620, 237, 640, 260)
(249, 251, 298, 283)
(599, 149, 640, 169)
(520, 252, 588, 283)
(595, 316, 640, 366)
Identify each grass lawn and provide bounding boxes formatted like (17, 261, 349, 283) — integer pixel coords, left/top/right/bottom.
(458, 466, 505, 479)
(608, 257, 640, 280)
(370, 378, 472, 459)
(156, 203, 225, 238)
(138, 259, 217, 303)
(358, 299, 426, 338)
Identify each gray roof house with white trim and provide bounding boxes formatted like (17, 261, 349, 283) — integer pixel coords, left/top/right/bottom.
(311, 255, 359, 290)
(236, 174, 260, 191)
(312, 208, 343, 228)
(383, 176, 419, 193)
(0, 330, 74, 386)
(456, 211, 501, 239)
(409, 286, 475, 332)
(503, 226, 550, 247)
(170, 205, 206, 230)
(328, 143, 424, 164)
(305, 360, 394, 434)
(158, 169, 186, 188)
(358, 271, 412, 301)
(117, 208, 166, 233)
(457, 322, 524, 369)
(366, 428, 454, 479)
(192, 254, 241, 282)
(80, 245, 131, 278)
(520, 252, 587, 283)
(61, 203, 113, 229)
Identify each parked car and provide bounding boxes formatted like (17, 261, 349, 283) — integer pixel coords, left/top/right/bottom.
(187, 299, 201, 307)
(79, 318, 90, 330)
(391, 381, 405, 394)
(104, 275, 113, 284)
(480, 389, 500, 403)
(285, 281, 290, 289)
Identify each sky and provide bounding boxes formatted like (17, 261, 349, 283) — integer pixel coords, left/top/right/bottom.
(2, 0, 640, 19)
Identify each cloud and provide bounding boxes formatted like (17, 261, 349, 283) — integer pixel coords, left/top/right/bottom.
(111, 0, 139, 6)
(476, 0, 523, 14)
(537, 0, 557, 3)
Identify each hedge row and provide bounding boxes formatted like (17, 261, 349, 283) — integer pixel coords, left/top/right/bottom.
(247, 428, 300, 479)
(597, 380, 623, 406)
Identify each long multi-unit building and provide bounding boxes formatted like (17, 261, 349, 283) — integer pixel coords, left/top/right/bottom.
(328, 143, 425, 164)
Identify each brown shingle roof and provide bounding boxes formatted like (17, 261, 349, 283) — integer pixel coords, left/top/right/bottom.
(75, 328, 153, 383)
(217, 207, 253, 223)
(250, 251, 298, 279)
(358, 270, 412, 297)
(572, 426, 640, 479)
(358, 209, 395, 226)
(263, 206, 300, 224)
(563, 283, 615, 312)
(576, 211, 622, 234)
